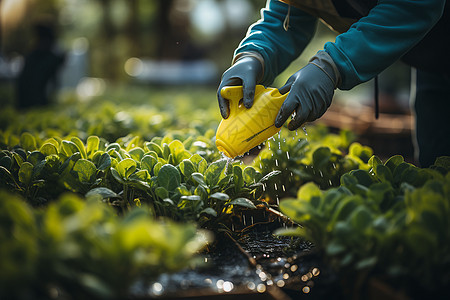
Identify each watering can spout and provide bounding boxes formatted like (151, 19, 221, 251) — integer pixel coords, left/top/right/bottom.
(215, 85, 288, 158)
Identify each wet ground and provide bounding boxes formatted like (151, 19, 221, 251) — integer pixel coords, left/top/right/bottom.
(131, 213, 343, 300)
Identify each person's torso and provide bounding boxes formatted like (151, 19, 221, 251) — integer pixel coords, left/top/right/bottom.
(279, 0, 377, 33)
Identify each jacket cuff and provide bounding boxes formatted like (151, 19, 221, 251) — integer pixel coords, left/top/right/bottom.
(309, 51, 341, 89)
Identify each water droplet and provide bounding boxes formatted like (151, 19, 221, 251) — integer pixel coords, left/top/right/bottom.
(302, 286, 311, 293)
(286, 151, 290, 160)
(247, 282, 256, 290)
(312, 267, 320, 276)
(257, 284, 266, 293)
(216, 280, 224, 289)
(151, 282, 164, 296)
(274, 183, 278, 190)
(223, 281, 234, 292)
(276, 280, 285, 287)
(275, 159, 279, 167)
(282, 184, 286, 192)
(319, 170, 323, 177)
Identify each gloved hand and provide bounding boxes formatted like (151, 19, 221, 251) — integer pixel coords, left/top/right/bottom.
(217, 54, 263, 119)
(274, 51, 340, 130)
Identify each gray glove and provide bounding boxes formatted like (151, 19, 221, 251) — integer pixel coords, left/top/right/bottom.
(275, 51, 340, 130)
(217, 53, 263, 119)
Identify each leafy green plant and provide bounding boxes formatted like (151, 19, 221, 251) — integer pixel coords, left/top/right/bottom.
(252, 125, 368, 202)
(276, 155, 450, 297)
(1, 132, 281, 229)
(0, 191, 211, 299)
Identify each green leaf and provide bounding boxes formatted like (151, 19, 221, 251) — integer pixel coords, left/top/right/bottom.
(181, 195, 201, 201)
(40, 143, 58, 156)
(350, 206, 373, 230)
(71, 136, 87, 159)
(85, 187, 120, 201)
(96, 153, 111, 171)
(125, 136, 140, 151)
(61, 140, 79, 157)
(227, 197, 256, 209)
(297, 182, 322, 202)
(243, 166, 259, 184)
(233, 165, 244, 191)
(210, 192, 230, 201)
(106, 143, 121, 152)
(145, 142, 163, 157)
(200, 207, 217, 217)
(86, 136, 100, 158)
(111, 168, 125, 184)
(204, 159, 227, 187)
(169, 140, 190, 165)
(117, 158, 137, 179)
(130, 169, 150, 182)
(384, 155, 404, 173)
(374, 164, 394, 183)
(179, 159, 196, 179)
(0, 155, 12, 169)
(162, 143, 170, 160)
(141, 155, 157, 173)
(20, 132, 37, 152)
(368, 155, 382, 170)
(433, 156, 450, 171)
(190, 154, 207, 173)
(129, 147, 145, 162)
(18, 162, 34, 185)
(155, 186, 169, 199)
(313, 147, 331, 169)
(157, 164, 181, 191)
(350, 169, 374, 187)
(73, 159, 97, 183)
(153, 162, 163, 176)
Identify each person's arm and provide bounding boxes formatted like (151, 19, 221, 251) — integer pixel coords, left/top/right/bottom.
(325, 0, 446, 90)
(234, 0, 318, 86)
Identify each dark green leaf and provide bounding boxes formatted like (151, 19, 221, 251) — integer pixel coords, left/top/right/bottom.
(227, 197, 256, 209)
(205, 159, 227, 186)
(157, 164, 181, 191)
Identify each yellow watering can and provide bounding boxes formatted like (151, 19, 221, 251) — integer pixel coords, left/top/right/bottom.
(215, 85, 288, 158)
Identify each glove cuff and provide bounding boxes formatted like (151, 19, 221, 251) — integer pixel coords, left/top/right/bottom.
(309, 51, 341, 89)
(232, 51, 265, 82)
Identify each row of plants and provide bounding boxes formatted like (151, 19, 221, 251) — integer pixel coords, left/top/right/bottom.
(3, 85, 449, 298)
(1, 190, 210, 299)
(277, 155, 450, 298)
(0, 131, 283, 228)
(0, 86, 220, 143)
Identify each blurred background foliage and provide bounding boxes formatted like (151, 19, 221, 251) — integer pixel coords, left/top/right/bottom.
(0, 0, 413, 161)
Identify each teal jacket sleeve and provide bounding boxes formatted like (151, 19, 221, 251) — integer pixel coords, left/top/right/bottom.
(234, 0, 318, 86)
(325, 0, 446, 90)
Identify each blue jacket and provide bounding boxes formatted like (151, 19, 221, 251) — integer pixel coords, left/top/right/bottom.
(234, 0, 446, 90)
